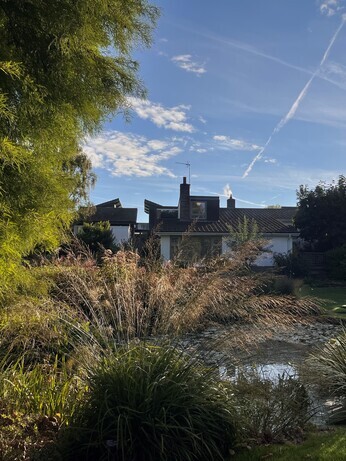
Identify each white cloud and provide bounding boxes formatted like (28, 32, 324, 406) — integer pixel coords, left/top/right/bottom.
(213, 135, 262, 151)
(171, 54, 207, 75)
(199, 116, 207, 124)
(128, 97, 194, 133)
(84, 131, 182, 177)
(320, 61, 346, 86)
(264, 158, 277, 164)
(320, 0, 345, 16)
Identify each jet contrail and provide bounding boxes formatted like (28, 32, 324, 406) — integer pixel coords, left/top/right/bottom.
(242, 17, 345, 178)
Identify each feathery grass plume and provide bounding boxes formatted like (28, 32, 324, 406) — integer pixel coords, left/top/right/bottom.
(45, 239, 320, 349)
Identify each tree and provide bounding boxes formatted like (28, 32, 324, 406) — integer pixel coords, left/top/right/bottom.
(0, 1, 159, 292)
(295, 175, 346, 251)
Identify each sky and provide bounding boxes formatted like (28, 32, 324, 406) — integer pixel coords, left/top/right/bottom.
(84, 0, 346, 222)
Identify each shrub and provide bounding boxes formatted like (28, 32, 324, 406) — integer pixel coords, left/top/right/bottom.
(326, 244, 346, 281)
(259, 275, 298, 296)
(61, 344, 237, 461)
(77, 221, 117, 256)
(232, 369, 312, 443)
(274, 252, 308, 278)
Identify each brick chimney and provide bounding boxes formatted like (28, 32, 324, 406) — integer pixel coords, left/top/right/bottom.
(179, 177, 190, 221)
(227, 193, 236, 209)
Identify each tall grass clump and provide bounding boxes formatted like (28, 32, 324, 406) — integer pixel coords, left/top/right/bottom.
(232, 369, 312, 443)
(0, 355, 87, 460)
(307, 329, 346, 423)
(47, 239, 320, 346)
(61, 343, 237, 461)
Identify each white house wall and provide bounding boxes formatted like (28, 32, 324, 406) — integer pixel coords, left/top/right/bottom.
(221, 235, 293, 267)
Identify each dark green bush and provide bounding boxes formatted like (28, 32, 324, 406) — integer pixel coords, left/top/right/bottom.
(61, 344, 237, 461)
(326, 245, 346, 281)
(260, 275, 297, 295)
(274, 252, 308, 278)
(77, 221, 117, 256)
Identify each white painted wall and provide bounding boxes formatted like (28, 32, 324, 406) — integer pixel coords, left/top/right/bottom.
(160, 236, 171, 260)
(255, 236, 293, 267)
(221, 235, 293, 267)
(110, 225, 131, 244)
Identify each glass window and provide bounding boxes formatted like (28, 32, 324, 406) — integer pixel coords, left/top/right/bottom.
(191, 201, 207, 219)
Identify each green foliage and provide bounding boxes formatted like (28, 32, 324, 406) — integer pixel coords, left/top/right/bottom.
(77, 221, 117, 255)
(0, 0, 159, 294)
(326, 244, 346, 281)
(295, 175, 346, 251)
(226, 216, 261, 250)
(61, 344, 237, 461)
(233, 370, 312, 443)
(0, 357, 87, 460)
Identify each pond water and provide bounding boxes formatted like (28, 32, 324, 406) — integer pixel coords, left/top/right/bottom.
(180, 322, 343, 426)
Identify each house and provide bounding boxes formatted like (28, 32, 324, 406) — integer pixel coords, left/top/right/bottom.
(144, 177, 298, 266)
(74, 199, 137, 245)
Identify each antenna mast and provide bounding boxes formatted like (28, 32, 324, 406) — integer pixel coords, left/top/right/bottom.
(176, 161, 191, 183)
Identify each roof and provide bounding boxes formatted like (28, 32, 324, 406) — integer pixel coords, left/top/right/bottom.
(97, 198, 122, 208)
(157, 207, 298, 235)
(144, 199, 162, 214)
(77, 207, 137, 225)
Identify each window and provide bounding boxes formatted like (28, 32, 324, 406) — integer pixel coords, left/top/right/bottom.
(157, 208, 178, 219)
(191, 201, 207, 219)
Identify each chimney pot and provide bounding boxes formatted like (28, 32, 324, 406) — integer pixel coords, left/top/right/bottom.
(227, 194, 236, 209)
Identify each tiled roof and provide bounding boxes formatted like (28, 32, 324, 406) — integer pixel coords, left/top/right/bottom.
(77, 207, 137, 225)
(157, 207, 297, 234)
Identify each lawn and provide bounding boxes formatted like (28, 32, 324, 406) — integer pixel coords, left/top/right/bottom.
(296, 285, 346, 318)
(233, 429, 346, 461)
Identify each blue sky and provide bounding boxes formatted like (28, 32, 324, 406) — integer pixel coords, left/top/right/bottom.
(85, 0, 346, 222)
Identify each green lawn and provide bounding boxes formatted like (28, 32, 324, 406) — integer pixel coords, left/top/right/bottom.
(233, 429, 346, 461)
(296, 285, 346, 318)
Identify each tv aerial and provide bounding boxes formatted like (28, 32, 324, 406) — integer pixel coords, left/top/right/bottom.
(176, 161, 191, 183)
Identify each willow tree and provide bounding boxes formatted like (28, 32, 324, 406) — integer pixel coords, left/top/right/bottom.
(0, 0, 159, 291)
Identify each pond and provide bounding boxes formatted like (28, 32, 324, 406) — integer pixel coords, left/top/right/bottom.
(179, 321, 343, 426)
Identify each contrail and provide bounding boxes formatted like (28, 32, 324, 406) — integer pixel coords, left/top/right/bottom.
(242, 17, 345, 178)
